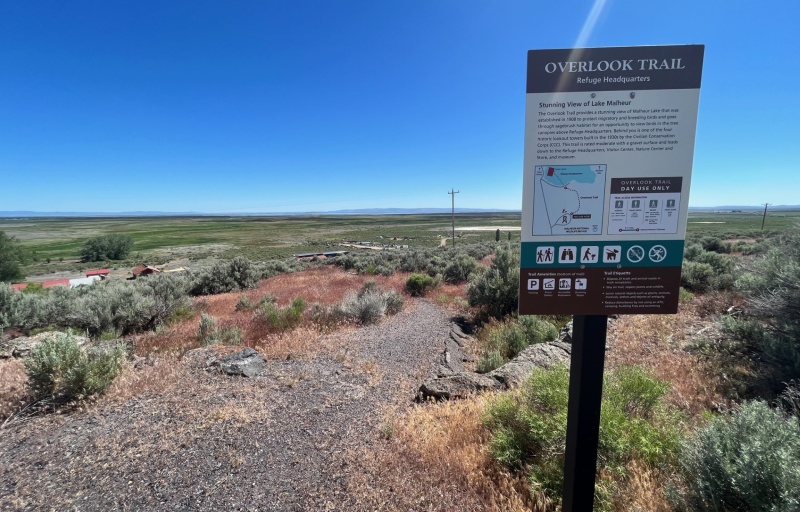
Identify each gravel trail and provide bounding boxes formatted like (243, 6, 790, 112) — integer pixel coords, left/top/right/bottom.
(0, 300, 451, 511)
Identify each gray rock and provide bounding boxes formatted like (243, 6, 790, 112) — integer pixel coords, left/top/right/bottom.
(183, 346, 266, 377)
(418, 341, 572, 400)
(487, 342, 571, 388)
(418, 373, 503, 400)
(0, 332, 89, 359)
(217, 348, 265, 377)
(557, 321, 573, 343)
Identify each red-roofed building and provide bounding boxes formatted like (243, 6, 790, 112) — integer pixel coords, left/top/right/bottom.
(42, 279, 70, 288)
(86, 268, 110, 279)
(11, 283, 28, 291)
(132, 265, 160, 278)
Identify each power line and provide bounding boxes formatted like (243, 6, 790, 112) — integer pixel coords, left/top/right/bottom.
(448, 189, 459, 247)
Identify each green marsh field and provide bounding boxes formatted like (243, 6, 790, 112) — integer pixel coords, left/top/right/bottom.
(2, 210, 798, 277)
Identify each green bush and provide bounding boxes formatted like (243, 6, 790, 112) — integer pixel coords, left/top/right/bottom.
(0, 231, 25, 283)
(681, 261, 716, 293)
(235, 295, 253, 311)
(257, 297, 307, 331)
(406, 273, 437, 296)
(476, 349, 504, 374)
(443, 253, 480, 283)
(24, 332, 125, 402)
(80, 234, 133, 262)
(671, 400, 800, 512)
(484, 365, 680, 509)
(467, 246, 520, 319)
(476, 316, 558, 372)
(197, 313, 242, 345)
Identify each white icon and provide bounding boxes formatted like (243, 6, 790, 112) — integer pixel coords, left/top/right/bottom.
(580, 246, 599, 263)
(559, 278, 571, 290)
(558, 246, 577, 264)
(627, 245, 645, 263)
(536, 246, 555, 264)
(649, 245, 667, 263)
(575, 278, 587, 290)
(603, 245, 622, 263)
(543, 278, 556, 290)
(527, 279, 540, 291)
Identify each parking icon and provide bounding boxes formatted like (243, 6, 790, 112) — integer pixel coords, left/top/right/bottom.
(527, 279, 540, 291)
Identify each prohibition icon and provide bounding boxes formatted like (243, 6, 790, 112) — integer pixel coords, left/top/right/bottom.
(627, 245, 645, 263)
(648, 245, 667, 263)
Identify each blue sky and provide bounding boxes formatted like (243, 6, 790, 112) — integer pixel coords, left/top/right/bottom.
(1, 1, 797, 213)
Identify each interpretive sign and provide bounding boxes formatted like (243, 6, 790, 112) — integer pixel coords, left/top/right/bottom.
(520, 45, 704, 315)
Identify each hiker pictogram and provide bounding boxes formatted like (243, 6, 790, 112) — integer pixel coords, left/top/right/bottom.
(536, 246, 555, 264)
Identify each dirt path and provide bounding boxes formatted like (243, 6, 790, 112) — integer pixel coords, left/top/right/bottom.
(0, 300, 452, 511)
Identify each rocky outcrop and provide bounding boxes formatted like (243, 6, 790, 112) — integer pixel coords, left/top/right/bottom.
(418, 318, 573, 400)
(487, 341, 571, 388)
(418, 372, 504, 400)
(183, 346, 266, 377)
(0, 332, 90, 359)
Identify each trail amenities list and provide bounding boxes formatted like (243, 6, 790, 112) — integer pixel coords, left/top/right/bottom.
(520, 45, 704, 315)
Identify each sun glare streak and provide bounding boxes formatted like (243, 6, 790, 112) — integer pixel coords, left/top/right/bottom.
(556, 0, 609, 93)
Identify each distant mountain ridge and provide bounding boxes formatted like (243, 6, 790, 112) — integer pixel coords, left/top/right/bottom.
(0, 208, 519, 218)
(1, 205, 798, 218)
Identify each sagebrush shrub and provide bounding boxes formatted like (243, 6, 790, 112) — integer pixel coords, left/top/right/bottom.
(340, 291, 386, 325)
(732, 231, 800, 383)
(443, 253, 480, 283)
(24, 332, 125, 402)
(671, 400, 800, 512)
(467, 246, 519, 319)
(337, 284, 403, 325)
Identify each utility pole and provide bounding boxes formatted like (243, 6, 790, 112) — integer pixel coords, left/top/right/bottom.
(448, 189, 459, 247)
(761, 203, 770, 231)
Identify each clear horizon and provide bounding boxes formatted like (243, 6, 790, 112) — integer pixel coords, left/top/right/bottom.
(2, 2, 798, 213)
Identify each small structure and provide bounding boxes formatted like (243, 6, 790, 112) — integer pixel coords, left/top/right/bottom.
(69, 276, 101, 288)
(132, 265, 161, 279)
(85, 268, 110, 280)
(293, 251, 349, 261)
(42, 279, 70, 288)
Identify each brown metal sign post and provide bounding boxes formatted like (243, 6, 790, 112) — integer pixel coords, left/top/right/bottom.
(519, 45, 704, 511)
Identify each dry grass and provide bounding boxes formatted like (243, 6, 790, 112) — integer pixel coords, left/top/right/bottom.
(135, 266, 409, 359)
(349, 397, 553, 512)
(0, 359, 30, 422)
(609, 460, 674, 512)
(606, 300, 730, 419)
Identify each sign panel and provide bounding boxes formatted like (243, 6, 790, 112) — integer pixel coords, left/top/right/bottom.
(520, 45, 704, 315)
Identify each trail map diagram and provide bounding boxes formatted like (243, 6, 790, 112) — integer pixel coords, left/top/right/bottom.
(532, 164, 606, 236)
